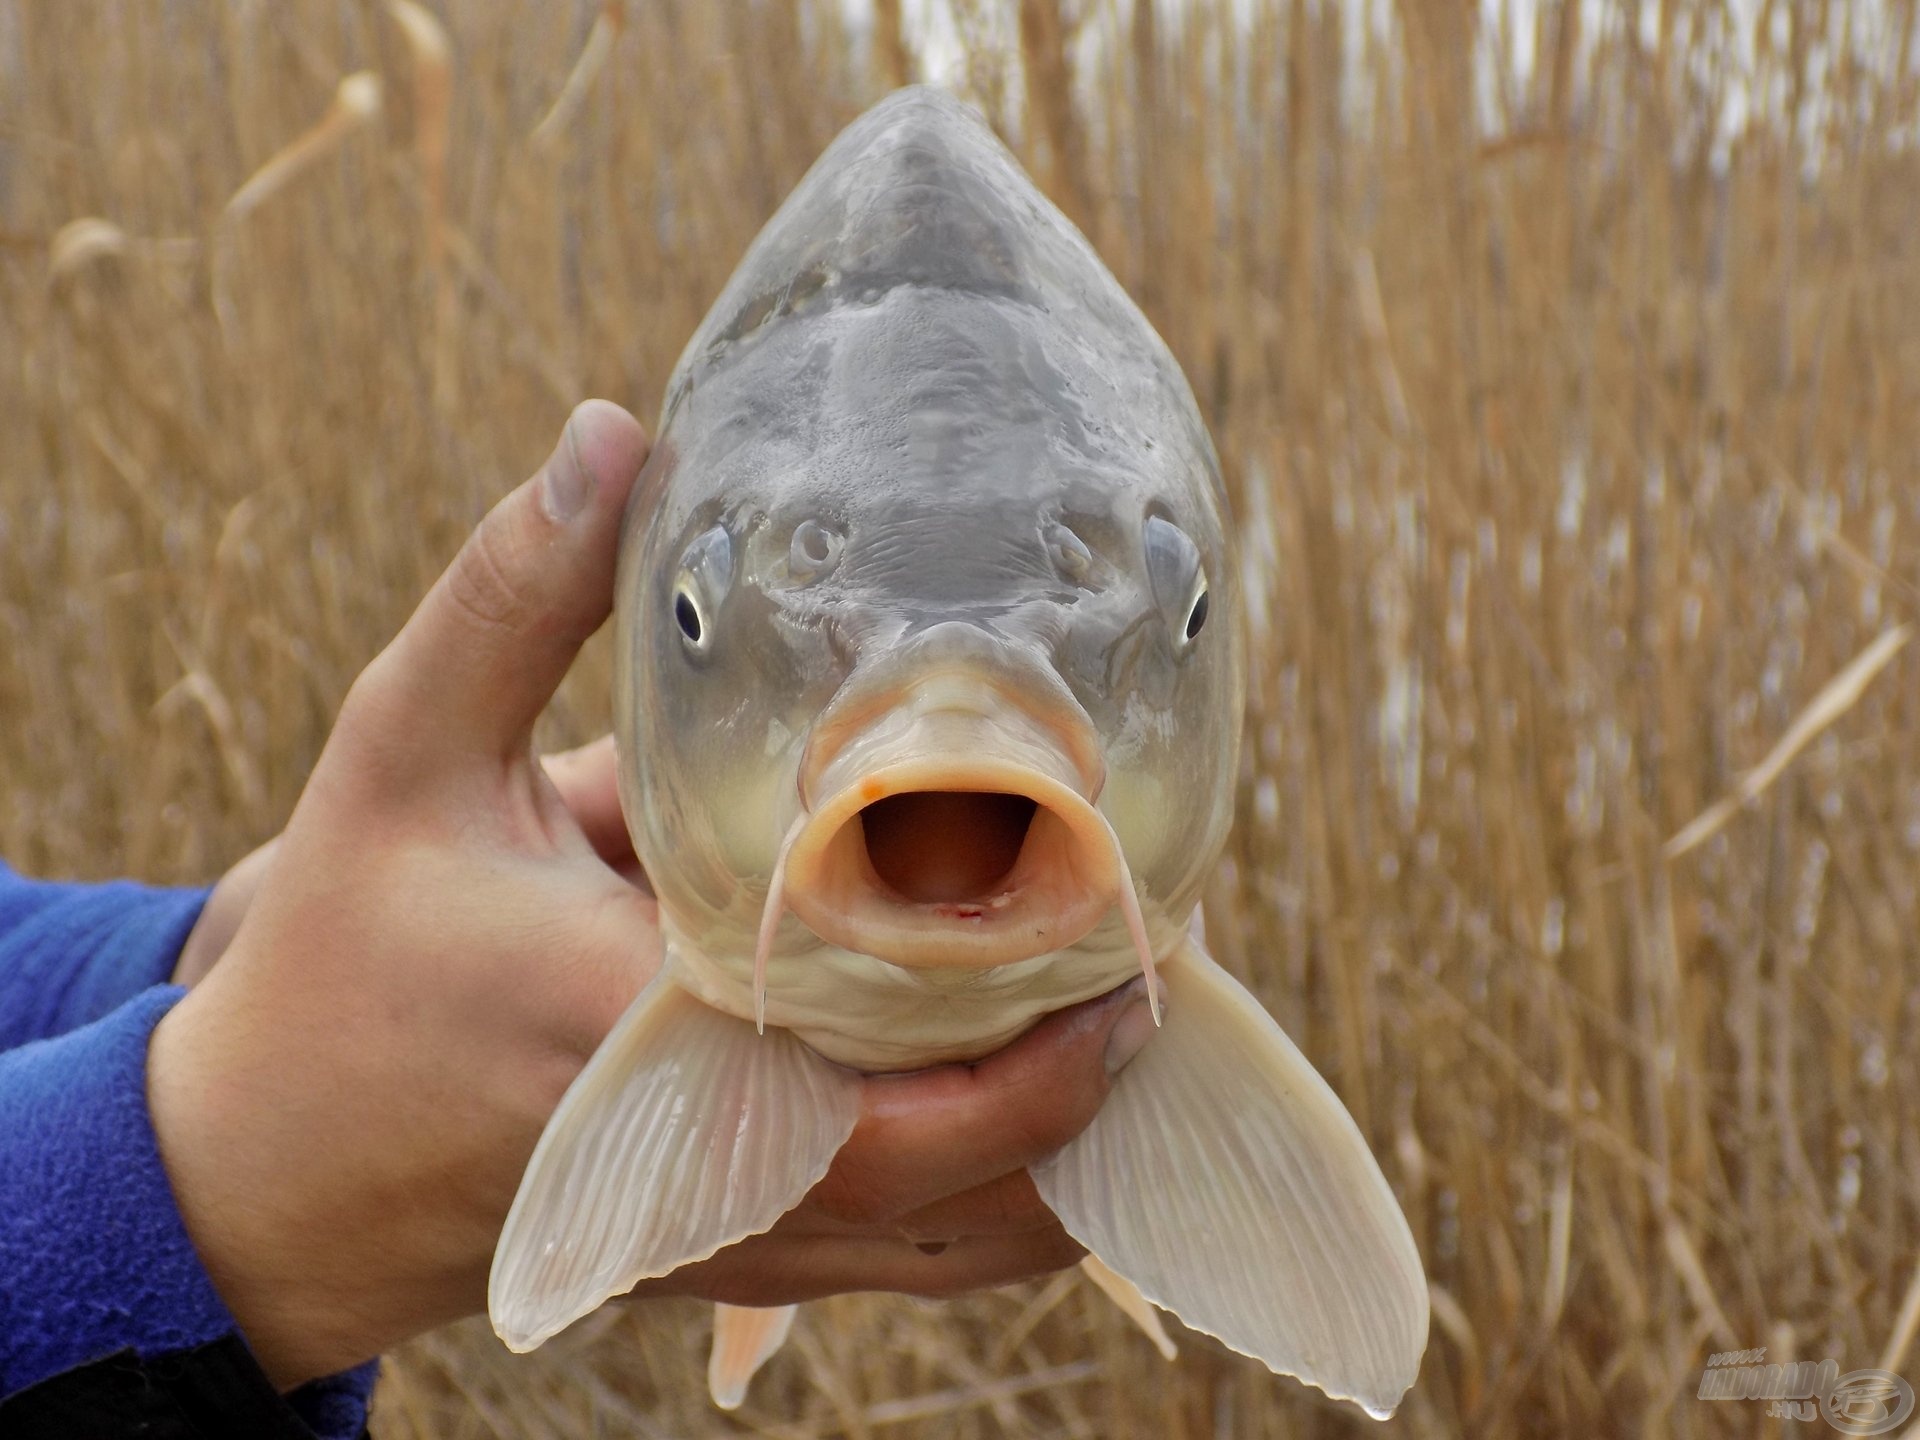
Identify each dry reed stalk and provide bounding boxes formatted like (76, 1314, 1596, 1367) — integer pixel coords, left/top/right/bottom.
(384, 2, 457, 407)
(385, 2, 452, 260)
(857, 1360, 1100, 1428)
(222, 71, 385, 222)
(5, 1, 1919, 1436)
(1883, 1258, 1920, 1379)
(529, 0, 625, 148)
(47, 219, 197, 282)
(46, 217, 131, 277)
(1665, 625, 1912, 860)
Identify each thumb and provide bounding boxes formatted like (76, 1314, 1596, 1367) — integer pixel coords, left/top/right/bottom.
(356, 401, 649, 776)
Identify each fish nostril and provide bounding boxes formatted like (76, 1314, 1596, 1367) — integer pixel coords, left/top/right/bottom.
(789, 519, 845, 581)
(859, 791, 1038, 905)
(1044, 521, 1093, 584)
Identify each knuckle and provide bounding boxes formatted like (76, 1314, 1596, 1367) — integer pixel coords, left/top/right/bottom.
(443, 515, 531, 639)
(327, 666, 411, 787)
(333, 664, 389, 740)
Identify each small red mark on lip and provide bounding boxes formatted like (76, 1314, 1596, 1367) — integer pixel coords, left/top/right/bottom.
(859, 779, 884, 803)
(928, 892, 1017, 922)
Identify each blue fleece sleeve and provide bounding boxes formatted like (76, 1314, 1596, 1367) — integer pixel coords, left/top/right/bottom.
(0, 867, 378, 1437)
(0, 861, 210, 1048)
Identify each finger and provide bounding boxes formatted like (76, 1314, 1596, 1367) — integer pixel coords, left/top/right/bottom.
(541, 736, 649, 891)
(646, 1228, 1086, 1308)
(352, 401, 650, 777)
(892, 1170, 1056, 1241)
(805, 975, 1165, 1226)
(886, 1229, 1086, 1297)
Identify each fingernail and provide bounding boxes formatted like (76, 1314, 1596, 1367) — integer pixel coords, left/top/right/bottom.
(540, 412, 591, 523)
(1104, 977, 1169, 1077)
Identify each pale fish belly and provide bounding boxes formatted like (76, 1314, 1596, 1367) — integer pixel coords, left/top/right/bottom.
(665, 913, 1175, 1071)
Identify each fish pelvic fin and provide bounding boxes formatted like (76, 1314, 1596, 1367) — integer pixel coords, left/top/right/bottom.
(1032, 939, 1429, 1420)
(1080, 1256, 1176, 1360)
(488, 966, 860, 1352)
(708, 1302, 799, 1410)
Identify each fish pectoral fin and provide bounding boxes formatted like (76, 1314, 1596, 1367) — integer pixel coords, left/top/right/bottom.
(708, 1302, 799, 1410)
(488, 971, 861, 1353)
(1032, 941, 1429, 1420)
(1080, 1256, 1176, 1360)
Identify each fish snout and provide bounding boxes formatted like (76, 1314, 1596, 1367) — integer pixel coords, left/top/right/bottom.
(780, 675, 1119, 969)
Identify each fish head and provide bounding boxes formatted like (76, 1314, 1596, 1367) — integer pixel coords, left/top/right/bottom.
(614, 87, 1245, 1000)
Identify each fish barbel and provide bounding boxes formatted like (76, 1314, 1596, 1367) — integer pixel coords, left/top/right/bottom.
(490, 86, 1428, 1419)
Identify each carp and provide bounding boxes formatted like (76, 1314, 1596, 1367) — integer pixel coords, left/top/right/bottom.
(490, 86, 1427, 1419)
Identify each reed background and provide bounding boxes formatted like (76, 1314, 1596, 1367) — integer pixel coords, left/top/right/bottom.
(4, 0, 1919, 1435)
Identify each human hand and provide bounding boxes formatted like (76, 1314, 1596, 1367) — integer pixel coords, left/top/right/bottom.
(148, 400, 660, 1390)
(146, 400, 1160, 1391)
(172, 735, 650, 988)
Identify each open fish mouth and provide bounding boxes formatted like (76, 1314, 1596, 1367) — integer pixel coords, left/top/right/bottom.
(748, 673, 1161, 1027)
(788, 764, 1118, 963)
(863, 790, 1040, 903)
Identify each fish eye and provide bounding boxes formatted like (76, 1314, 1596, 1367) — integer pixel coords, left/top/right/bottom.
(1143, 514, 1207, 655)
(671, 523, 733, 658)
(1184, 587, 1210, 639)
(788, 519, 844, 582)
(673, 585, 705, 647)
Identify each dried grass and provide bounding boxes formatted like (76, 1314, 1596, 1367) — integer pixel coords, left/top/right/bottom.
(4, 2, 1919, 1437)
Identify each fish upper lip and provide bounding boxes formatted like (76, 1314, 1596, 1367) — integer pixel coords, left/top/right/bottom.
(797, 649, 1105, 812)
(771, 672, 1120, 970)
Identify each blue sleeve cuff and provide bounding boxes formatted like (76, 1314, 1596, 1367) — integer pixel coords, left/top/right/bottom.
(0, 863, 212, 1048)
(0, 986, 377, 1438)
